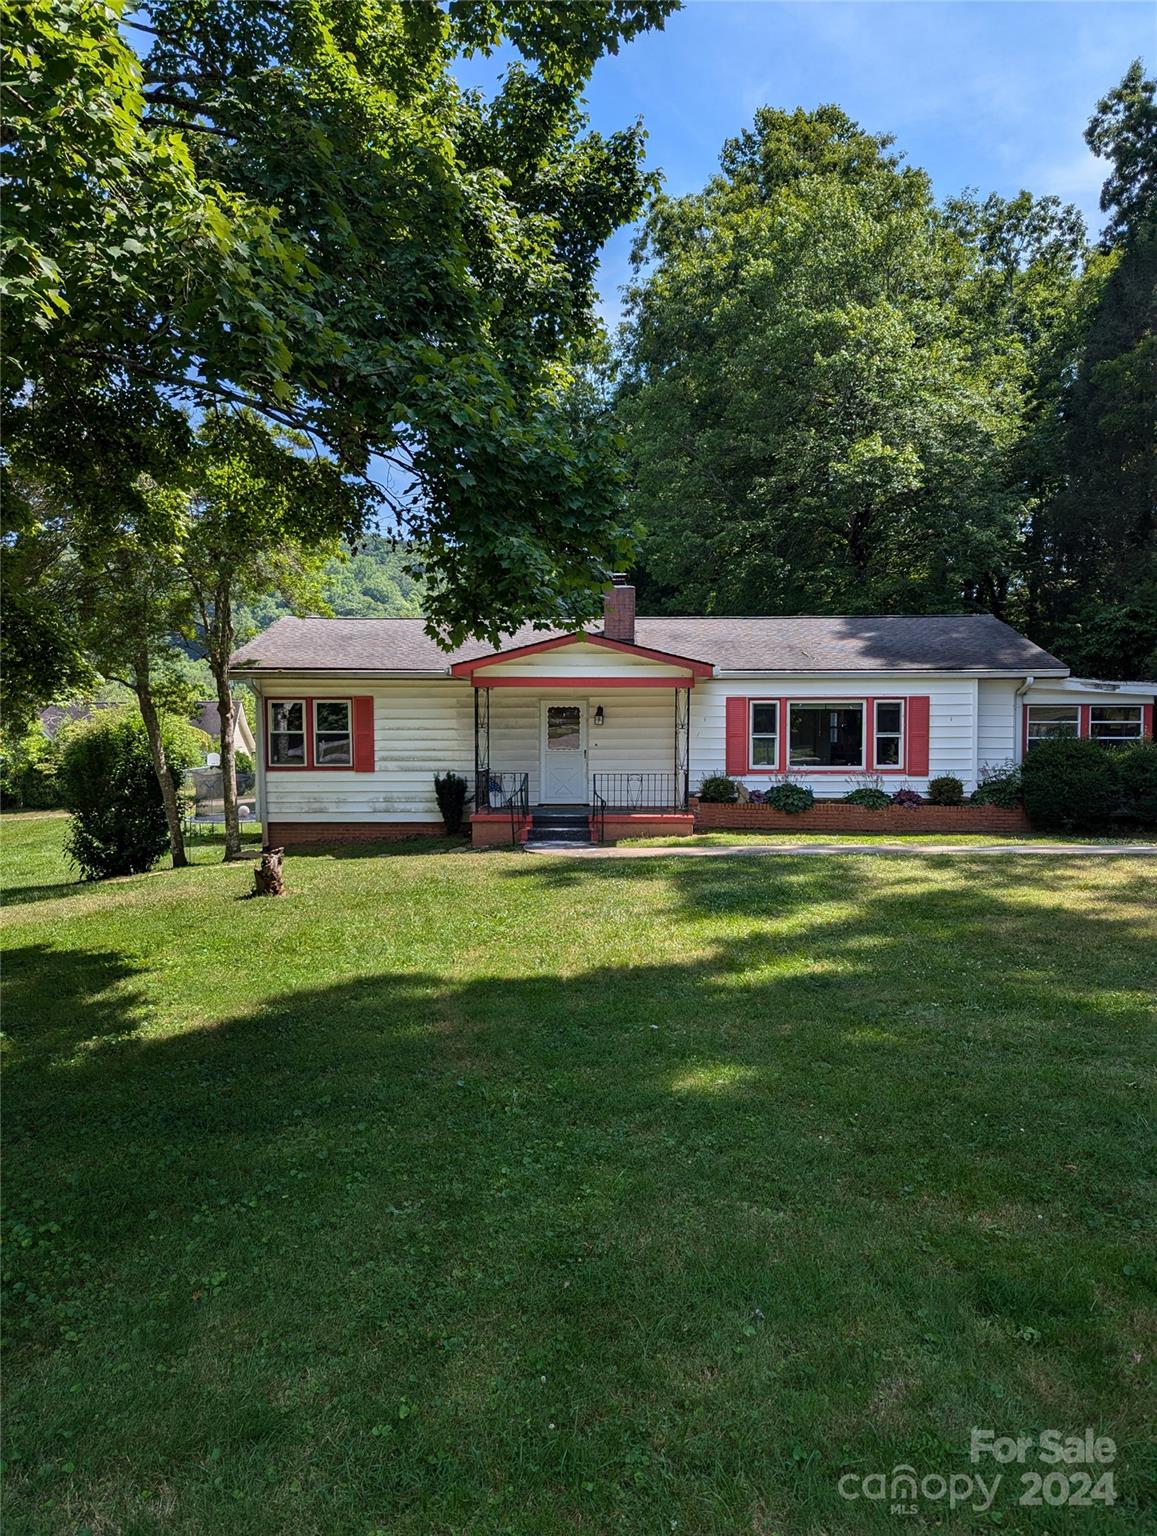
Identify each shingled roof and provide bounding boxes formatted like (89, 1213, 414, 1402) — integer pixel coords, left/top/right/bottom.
(231, 613, 1068, 676)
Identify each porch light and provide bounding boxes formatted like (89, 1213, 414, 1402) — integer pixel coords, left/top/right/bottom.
(593, 705, 605, 728)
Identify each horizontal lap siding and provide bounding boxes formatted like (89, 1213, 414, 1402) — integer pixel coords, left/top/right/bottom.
(590, 692, 675, 778)
(978, 679, 1018, 768)
(483, 642, 688, 677)
(691, 676, 979, 792)
(489, 687, 676, 802)
(259, 680, 472, 822)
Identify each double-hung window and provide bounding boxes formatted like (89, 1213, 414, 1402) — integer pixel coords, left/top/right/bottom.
(268, 700, 306, 766)
(749, 701, 779, 766)
(267, 699, 354, 767)
(789, 703, 864, 769)
(1026, 705, 1079, 749)
(1089, 705, 1144, 747)
(874, 701, 905, 767)
(313, 700, 353, 765)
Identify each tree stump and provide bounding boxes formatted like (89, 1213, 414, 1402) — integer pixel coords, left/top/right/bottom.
(253, 847, 286, 896)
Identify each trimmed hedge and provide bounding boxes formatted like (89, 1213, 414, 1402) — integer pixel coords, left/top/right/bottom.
(433, 771, 471, 834)
(1020, 737, 1119, 831)
(698, 774, 739, 804)
(927, 774, 965, 806)
(1116, 740, 1157, 825)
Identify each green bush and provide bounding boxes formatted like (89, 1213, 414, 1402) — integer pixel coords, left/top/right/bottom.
(842, 787, 891, 809)
(1116, 739, 1157, 825)
(58, 711, 203, 880)
(765, 781, 815, 814)
(433, 770, 471, 834)
(927, 774, 965, 806)
(0, 722, 62, 808)
(698, 774, 739, 804)
(1020, 737, 1120, 831)
(971, 760, 1023, 808)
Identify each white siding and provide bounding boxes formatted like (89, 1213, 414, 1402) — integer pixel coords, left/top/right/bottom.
(257, 679, 472, 822)
(483, 641, 689, 678)
(978, 679, 1019, 769)
(490, 686, 676, 804)
(690, 675, 980, 794)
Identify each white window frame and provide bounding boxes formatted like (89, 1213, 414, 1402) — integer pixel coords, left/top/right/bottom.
(788, 701, 865, 771)
(1026, 704, 1080, 749)
(1089, 705, 1144, 746)
(268, 698, 307, 766)
(873, 699, 905, 769)
(749, 700, 779, 768)
(313, 698, 353, 767)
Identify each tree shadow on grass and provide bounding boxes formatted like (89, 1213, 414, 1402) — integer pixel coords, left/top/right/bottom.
(3, 859, 1154, 1533)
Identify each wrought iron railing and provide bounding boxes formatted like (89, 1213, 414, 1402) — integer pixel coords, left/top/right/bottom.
(590, 773, 688, 813)
(474, 771, 529, 845)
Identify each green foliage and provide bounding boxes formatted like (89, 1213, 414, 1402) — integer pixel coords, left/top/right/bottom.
(972, 760, 1024, 808)
(697, 774, 739, 804)
(842, 787, 891, 809)
(0, 721, 62, 809)
(1021, 738, 1121, 831)
(58, 711, 205, 879)
(765, 781, 815, 814)
(618, 105, 1026, 616)
(1115, 739, 1157, 825)
(433, 771, 471, 835)
(4, 0, 677, 644)
(927, 775, 965, 806)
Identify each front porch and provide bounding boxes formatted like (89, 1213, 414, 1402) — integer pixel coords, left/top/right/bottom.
(470, 770, 696, 847)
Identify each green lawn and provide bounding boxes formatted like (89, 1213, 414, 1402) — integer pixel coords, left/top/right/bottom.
(3, 812, 1155, 1534)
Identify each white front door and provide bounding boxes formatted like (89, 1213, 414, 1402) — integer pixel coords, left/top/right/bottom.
(541, 701, 587, 803)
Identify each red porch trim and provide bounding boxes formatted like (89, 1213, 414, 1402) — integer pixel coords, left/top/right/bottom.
(470, 674, 697, 689)
(451, 630, 712, 678)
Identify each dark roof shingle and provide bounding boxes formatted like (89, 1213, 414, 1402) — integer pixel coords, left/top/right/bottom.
(231, 613, 1067, 675)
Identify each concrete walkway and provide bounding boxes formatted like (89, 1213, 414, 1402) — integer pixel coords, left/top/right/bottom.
(524, 841, 1157, 859)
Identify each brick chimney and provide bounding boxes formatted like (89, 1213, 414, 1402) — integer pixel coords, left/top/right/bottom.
(602, 574, 636, 644)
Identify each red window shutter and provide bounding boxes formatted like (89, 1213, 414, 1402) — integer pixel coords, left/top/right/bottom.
(353, 696, 375, 772)
(906, 695, 930, 776)
(725, 696, 749, 775)
(1143, 704, 1154, 740)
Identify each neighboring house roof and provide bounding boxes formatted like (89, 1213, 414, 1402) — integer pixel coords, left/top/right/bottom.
(38, 700, 117, 739)
(230, 613, 1069, 676)
(191, 700, 257, 755)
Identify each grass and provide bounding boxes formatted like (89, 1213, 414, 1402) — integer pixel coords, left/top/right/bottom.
(3, 811, 1155, 1534)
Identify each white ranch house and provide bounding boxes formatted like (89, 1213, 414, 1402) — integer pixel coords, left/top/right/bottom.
(229, 580, 1155, 845)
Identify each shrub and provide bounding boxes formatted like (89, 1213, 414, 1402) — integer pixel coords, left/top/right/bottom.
(890, 788, 924, 807)
(972, 760, 1023, 807)
(1020, 737, 1120, 831)
(747, 789, 765, 805)
(927, 774, 965, 806)
(842, 787, 891, 809)
(698, 774, 739, 804)
(1115, 739, 1157, 825)
(765, 781, 815, 814)
(433, 770, 471, 834)
(0, 722, 62, 809)
(58, 711, 203, 880)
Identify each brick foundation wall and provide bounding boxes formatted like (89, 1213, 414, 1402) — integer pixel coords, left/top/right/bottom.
(693, 802, 1033, 835)
(597, 813, 695, 842)
(470, 811, 530, 848)
(265, 820, 447, 847)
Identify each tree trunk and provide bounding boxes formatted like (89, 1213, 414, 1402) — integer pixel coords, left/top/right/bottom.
(135, 664, 188, 870)
(215, 671, 243, 860)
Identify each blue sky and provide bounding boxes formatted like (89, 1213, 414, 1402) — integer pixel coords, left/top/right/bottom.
(457, 0, 1154, 325)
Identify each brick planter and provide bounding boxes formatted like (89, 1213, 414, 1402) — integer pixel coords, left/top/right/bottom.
(596, 812, 695, 843)
(692, 801, 1033, 836)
